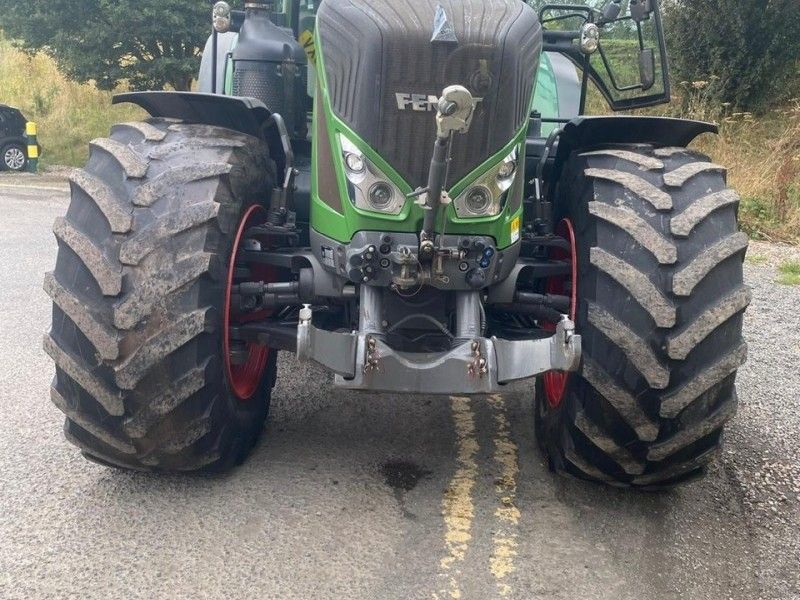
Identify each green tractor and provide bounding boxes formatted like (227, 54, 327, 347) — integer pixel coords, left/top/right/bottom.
(45, 0, 750, 487)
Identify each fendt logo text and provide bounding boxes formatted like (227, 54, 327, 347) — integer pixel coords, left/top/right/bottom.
(395, 93, 483, 112)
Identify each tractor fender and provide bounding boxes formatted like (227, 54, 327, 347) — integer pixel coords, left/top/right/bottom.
(113, 91, 293, 174)
(526, 115, 719, 190)
(550, 116, 717, 179)
(113, 91, 272, 141)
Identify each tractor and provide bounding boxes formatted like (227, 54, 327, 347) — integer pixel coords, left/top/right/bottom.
(45, 0, 750, 487)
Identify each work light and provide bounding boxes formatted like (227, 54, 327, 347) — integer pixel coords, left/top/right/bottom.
(453, 148, 519, 218)
(338, 134, 405, 215)
(212, 1, 232, 32)
(580, 23, 600, 54)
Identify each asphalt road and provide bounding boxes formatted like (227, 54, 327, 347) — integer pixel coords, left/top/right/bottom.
(1, 176, 798, 600)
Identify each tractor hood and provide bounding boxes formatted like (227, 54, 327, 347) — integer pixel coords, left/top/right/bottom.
(315, 0, 542, 189)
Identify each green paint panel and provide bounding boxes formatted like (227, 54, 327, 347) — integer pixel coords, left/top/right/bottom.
(311, 103, 528, 247)
(222, 35, 237, 96)
(311, 28, 533, 249)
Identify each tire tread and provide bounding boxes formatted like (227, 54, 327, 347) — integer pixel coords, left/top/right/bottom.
(539, 146, 749, 488)
(46, 119, 276, 472)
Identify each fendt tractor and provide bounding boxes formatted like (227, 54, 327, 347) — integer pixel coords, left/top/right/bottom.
(45, 0, 751, 488)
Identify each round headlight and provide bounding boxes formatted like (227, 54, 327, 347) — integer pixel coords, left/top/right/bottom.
(497, 160, 516, 180)
(368, 182, 394, 210)
(580, 23, 600, 54)
(344, 152, 366, 174)
(464, 186, 492, 215)
(212, 1, 232, 33)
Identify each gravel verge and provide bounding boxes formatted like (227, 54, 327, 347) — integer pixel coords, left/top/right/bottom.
(726, 241, 800, 598)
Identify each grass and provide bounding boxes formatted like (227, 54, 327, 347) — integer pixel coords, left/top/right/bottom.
(691, 104, 800, 245)
(777, 261, 800, 286)
(585, 79, 800, 244)
(745, 253, 768, 265)
(0, 35, 143, 168)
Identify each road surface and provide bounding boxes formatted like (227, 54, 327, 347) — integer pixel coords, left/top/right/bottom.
(1, 175, 798, 599)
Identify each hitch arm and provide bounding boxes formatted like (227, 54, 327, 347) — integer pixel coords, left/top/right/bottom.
(418, 85, 478, 258)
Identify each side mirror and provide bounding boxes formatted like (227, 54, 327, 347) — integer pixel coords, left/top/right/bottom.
(600, 0, 622, 24)
(639, 48, 656, 91)
(630, 0, 654, 23)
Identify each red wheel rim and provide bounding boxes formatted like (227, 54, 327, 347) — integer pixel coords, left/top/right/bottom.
(223, 205, 274, 400)
(542, 218, 577, 408)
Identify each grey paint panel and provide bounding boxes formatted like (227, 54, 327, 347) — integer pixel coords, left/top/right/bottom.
(549, 52, 581, 119)
(198, 33, 238, 95)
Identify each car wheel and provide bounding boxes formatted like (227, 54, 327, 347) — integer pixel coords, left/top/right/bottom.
(2, 143, 27, 171)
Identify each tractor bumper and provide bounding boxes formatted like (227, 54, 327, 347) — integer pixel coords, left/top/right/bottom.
(297, 309, 581, 395)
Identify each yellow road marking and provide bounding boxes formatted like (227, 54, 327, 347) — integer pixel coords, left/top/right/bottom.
(487, 394, 521, 597)
(434, 396, 479, 600)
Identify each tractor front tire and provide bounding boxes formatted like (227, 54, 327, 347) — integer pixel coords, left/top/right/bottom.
(537, 145, 750, 488)
(45, 119, 277, 471)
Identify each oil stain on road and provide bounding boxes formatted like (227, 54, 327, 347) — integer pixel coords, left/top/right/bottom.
(382, 458, 432, 520)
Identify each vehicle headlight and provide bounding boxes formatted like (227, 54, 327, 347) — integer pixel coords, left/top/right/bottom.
(212, 1, 232, 33)
(464, 186, 493, 214)
(580, 23, 601, 55)
(453, 147, 519, 218)
(339, 134, 404, 215)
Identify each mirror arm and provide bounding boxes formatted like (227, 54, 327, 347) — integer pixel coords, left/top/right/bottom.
(636, 20, 646, 51)
(538, 4, 596, 22)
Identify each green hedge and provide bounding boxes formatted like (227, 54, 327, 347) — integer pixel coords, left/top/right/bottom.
(663, 0, 800, 112)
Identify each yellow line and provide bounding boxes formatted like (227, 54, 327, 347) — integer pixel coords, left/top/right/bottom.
(487, 394, 521, 597)
(434, 396, 479, 600)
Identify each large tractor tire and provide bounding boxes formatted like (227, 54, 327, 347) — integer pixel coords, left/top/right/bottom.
(536, 145, 750, 488)
(44, 119, 278, 471)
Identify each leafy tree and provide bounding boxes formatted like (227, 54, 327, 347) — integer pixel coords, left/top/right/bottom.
(0, 0, 216, 91)
(663, 0, 800, 112)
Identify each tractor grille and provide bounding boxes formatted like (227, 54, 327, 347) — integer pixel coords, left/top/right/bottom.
(232, 62, 284, 111)
(232, 60, 308, 139)
(317, 0, 542, 189)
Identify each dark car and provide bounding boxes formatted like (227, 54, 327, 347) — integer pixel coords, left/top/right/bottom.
(0, 104, 31, 172)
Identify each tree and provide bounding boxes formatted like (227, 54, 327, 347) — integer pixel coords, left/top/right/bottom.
(0, 0, 215, 91)
(663, 0, 800, 112)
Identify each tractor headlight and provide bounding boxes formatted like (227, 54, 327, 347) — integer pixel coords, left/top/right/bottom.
(344, 152, 366, 174)
(212, 1, 232, 33)
(368, 182, 395, 210)
(339, 134, 404, 215)
(464, 186, 493, 214)
(454, 148, 519, 218)
(580, 23, 600, 54)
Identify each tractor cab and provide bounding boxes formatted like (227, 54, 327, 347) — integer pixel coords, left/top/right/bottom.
(198, 0, 671, 129)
